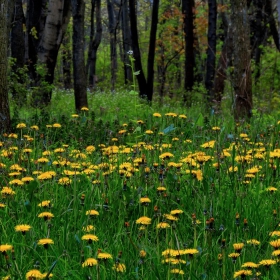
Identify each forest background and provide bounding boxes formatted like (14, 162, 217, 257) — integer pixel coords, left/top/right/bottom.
(1, 0, 280, 132)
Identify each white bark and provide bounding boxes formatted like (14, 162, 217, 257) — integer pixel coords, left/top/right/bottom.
(37, 0, 64, 63)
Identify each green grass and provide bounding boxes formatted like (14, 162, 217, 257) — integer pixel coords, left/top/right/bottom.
(1, 91, 280, 279)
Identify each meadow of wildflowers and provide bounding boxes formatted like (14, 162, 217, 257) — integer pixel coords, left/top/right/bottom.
(1, 100, 280, 279)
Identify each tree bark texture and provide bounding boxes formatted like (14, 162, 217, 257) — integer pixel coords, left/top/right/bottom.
(230, 0, 252, 120)
(205, 0, 217, 103)
(121, 0, 132, 84)
(88, 0, 102, 88)
(146, 0, 159, 102)
(31, 0, 71, 106)
(129, 0, 147, 98)
(62, 31, 72, 89)
(25, 0, 48, 80)
(71, 0, 88, 110)
(182, 0, 195, 104)
(0, 0, 11, 133)
(10, 0, 26, 106)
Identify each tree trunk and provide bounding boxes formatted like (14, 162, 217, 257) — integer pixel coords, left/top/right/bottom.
(71, 0, 88, 110)
(10, 0, 26, 106)
(62, 30, 72, 89)
(87, 0, 102, 88)
(213, 21, 233, 107)
(266, 0, 280, 50)
(182, 0, 195, 105)
(230, 0, 252, 120)
(277, 0, 280, 47)
(121, 0, 132, 84)
(146, 0, 159, 102)
(0, 0, 11, 133)
(32, 0, 71, 107)
(107, 0, 118, 91)
(25, 0, 48, 81)
(205, 0, 217, 104)
(129, 0, 147, 98)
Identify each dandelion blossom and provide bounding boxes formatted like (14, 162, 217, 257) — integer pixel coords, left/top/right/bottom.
(82, 258, 98, 267)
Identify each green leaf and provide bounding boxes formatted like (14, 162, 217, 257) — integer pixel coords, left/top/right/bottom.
(129, 90, 138, 96)
(133, 70, 140, 75)
(133, 126, 141, 133)
(196, 113, 204, 127)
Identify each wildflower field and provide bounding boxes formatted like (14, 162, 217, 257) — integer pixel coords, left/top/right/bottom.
(1, 93, 280, 279)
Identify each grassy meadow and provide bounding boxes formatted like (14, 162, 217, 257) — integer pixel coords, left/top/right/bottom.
(1, 91, 280, 279)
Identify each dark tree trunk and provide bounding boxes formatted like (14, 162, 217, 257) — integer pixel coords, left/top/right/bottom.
(107, 0, 119, 91)
(25, 0, 48, 81)
(230, 0, 252, 120)
(182, 0, 195, 105)
(121, 0, 132, 84)
(87, 0, 102, 88)
(205, 0, 217, 104)
(62, 31, 72, 89)
(146, 0, 159, 102)
(10, 0, 26, 106)
(0, 0, 11, 133)
(266, 0, 280, 50)
(129, 0, 147, 98)
(71, 0, 88, 111)
(213, 16, 233, 107)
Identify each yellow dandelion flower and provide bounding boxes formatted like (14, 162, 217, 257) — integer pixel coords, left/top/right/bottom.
(16, 123, 26, 129)
(156, 222, 170, 229)
(247, 239, 260, 246)
(9, 179, 24, 186)
(82, 258, 98, 267)
(30, 125, 39, 130)
(38, 212, 54, 220)
(270, 239, 280, 249)
(26, 269, 44, 279)
(183, 248, 199, 255)
(242, 262, 259, 268)
(179, 114, 187, 119)
(52, 123, 61, 128)
(58, 177, 72, 185)
(136, 216, 152, 225)
(233, 243, 244, 252)
(259, 259, 276, 267)
(86, 210, 99, 216)
(15, 224, 32, 234)
(163, 214, 178, 221)
(82, 225, 95, 232)
(97, 251, 113, 260)
(21, 177, 34, 183)
(170, 269, 184, 274)
(272, 250, 280, 257)
(0, 245, 13, 253)
(81, 234, 99, 243)
(153, 113, 161, 117)
(139, 250, 146, 258)
(201, 140, 215, 148)
(38, 238, 54, 248)
(81, 107, 89, 111)
(233, 270, 252, 278)
(140, 197, 151, 204)
(1, 187, 15, 196)
(112, 263, 126, 273)
(38, 200, 51, 208)
(170, 209, 183, 216)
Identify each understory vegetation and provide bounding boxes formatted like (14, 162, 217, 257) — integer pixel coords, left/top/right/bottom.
(1, 92, 280, 279)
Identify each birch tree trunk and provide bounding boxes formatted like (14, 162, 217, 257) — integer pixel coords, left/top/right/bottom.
(32, 0, 71, 107)
(71, 0, 88, 110)
(0, 0, 11, 133)
(230, 0, 252, 120)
